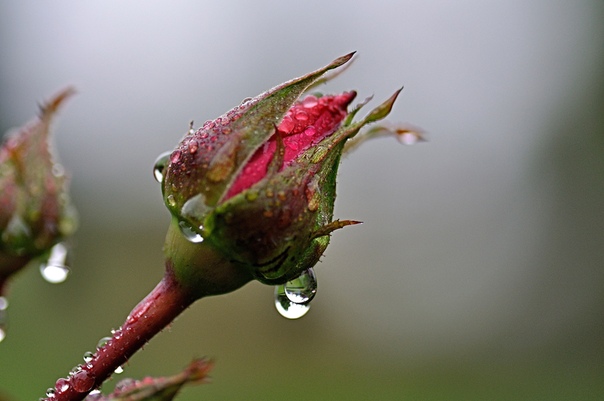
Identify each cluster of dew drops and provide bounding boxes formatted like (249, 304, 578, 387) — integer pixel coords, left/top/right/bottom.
(152, 134, 318, 319)
(42, 333, 124, 400)
(0, 242, 71, 344)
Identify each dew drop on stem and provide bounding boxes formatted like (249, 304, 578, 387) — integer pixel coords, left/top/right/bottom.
(71, 370, 95, 392)
(96, 336, 112, 350)
(83, 351, 94, 363)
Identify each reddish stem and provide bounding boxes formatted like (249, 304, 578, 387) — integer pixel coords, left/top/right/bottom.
(49, 269, 197, 401)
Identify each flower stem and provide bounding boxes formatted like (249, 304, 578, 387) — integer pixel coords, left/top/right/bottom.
(51, 269, 197, 401)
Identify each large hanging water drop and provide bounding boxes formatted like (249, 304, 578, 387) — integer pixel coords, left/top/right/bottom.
(284, 268, 317, 304)
(274, 285, 311, 319)
(39, 243, 70, 284)
(152, 151, 171, 183)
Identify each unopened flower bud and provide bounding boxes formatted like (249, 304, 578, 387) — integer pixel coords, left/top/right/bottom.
(161, 53, 410, 293)
(0, 89, 77, 290)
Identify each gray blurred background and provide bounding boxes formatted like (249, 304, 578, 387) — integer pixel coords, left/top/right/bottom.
(1, 1, 603, 400)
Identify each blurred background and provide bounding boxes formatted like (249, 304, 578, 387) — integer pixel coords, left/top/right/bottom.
(1, 1, 603, 400)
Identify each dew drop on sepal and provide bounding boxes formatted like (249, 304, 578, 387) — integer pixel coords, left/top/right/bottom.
(152, 151, 171, 183)
(178, 220, 204, 243)
(284, 267, 317, 304)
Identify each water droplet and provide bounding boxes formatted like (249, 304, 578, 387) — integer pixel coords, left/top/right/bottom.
(166, 195, 177, 209)
(295, 110, 309, 121)
(55, 378, 70, 393)
(279, 116, 295, 133)
(284, 268, 317, 304)
(87, 389, 102, 400)
(303, 126, 317, 137)
(188, 141, 198, 154)
(114, 365, 124, 374)
(0, 328, 6, 343)
(180, 194, 210, 221)
(39, 243, 71, 284)
(97, 336, 111, 350)
(398, 131, 422, 145)
(274, 285, 311, 319)
(178, 220, 204, 243)
(170, 150, 182, 164)
(52, 163, 66, 177)
(46, 388, 56, 398)
(83, 351, 94, 363)
(152, 151, 171, 183)
(68, 365, 83, 377)
(71, 370, 95, 392)
(302, 95, 318, 108)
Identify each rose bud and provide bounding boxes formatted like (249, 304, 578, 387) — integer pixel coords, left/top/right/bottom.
(160, 53, 412, 296)
(0, 88, 77, 293)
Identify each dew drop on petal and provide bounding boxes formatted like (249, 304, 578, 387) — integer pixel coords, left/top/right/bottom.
(302, 95, 318, 108)
(295, 110, 309, 121)
(39, 243, 70, 284)
(46, 388, 56, 398)
(152, 151, 171, 183)
(274, 285, 311, 319)
(114, 365, 124, 374)
(303, 126, 317, 137)
(279, 116, 295, 133)
(170, 150, 182, 164)
(178, 220, 204, 243)
(188, 140, 199, 154)
(284, 268, 317, 304)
